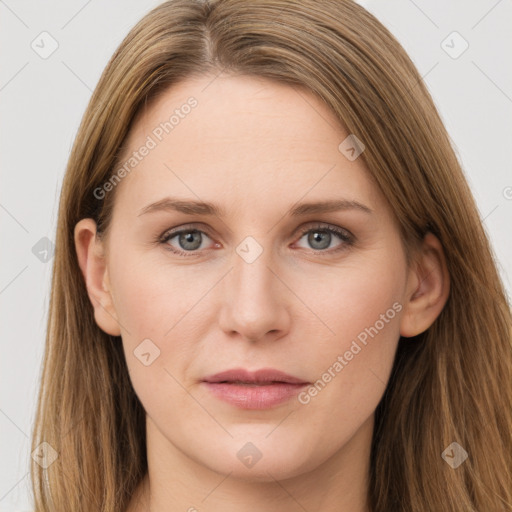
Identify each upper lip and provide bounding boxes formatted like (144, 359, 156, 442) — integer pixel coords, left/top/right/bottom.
(202, 368, 309, 385)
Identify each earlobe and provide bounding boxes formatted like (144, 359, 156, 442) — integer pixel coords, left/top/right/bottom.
(399, 233, 450, 338)
(74, 219, 122, 336)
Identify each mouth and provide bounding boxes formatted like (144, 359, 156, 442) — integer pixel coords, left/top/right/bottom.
(213, 381, 297, 386)
(202, 367, 309, 385)
(202, 368, 310, 409)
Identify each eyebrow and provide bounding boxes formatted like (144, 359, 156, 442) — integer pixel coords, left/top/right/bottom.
(137, 197, 373, 218)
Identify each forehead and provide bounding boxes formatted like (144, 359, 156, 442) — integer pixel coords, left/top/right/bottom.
(124, 73, 345, 158)
(112, 73, 385, 218)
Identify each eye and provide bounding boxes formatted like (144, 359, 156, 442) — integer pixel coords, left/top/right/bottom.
(157, 222, 354, 257)
(294, 223, 354, 254)
(158, 225, 217, 257)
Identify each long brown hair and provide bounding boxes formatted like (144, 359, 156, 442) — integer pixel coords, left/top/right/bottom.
(30, 0, 512, 510)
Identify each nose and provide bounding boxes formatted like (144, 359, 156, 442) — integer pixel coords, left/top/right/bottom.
(218, 242, 291, 343)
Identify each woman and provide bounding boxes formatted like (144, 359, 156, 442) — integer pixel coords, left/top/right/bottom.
(30, 0, 512, 511)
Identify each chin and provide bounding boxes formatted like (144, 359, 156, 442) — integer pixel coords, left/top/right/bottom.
(196, 434, 321, 483)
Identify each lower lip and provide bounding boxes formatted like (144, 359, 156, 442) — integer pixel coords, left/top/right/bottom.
(203, 382, 308, 409)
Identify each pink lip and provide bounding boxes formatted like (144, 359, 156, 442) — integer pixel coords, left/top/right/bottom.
(202, 368, 309, 409)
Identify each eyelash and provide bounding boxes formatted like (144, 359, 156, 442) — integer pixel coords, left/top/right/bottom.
(156, 223, 355, 258)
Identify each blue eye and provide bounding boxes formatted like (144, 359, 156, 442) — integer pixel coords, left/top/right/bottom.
(158, 223, 354, 257)
(295, 224, 354, 252)
(159, 226, 215, 257)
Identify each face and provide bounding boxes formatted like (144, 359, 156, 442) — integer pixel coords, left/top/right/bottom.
(95, 74, 413, 482)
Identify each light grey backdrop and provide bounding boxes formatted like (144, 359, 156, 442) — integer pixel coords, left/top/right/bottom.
(1, 1, 511, 510)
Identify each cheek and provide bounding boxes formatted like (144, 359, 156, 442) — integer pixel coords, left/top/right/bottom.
(295, 246, 406, 348)
(107, 247, 219, 398)
(108, 247, 209, 339)
(107, 254, 198, 417)
(294, 248, 406, 427)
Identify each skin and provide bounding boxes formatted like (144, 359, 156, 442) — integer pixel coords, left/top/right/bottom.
(75, 73, 450, 512)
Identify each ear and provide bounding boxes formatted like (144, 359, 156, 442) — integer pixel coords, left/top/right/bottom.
(400, 232, 450, 337)
(74, 218, 121, 336)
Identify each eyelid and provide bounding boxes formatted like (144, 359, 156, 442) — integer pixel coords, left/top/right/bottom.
(295, 222, 353, 240)
(158, 222, 214, 241)
(159, 221, 353, 241)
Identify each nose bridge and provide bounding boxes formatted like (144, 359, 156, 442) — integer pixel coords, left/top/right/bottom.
(234, 236, 274, 298)
(218, 235, 289, 341)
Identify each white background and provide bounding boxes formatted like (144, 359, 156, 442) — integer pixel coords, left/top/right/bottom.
(1, 0, 511, 510)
